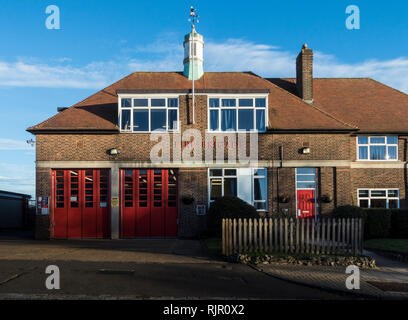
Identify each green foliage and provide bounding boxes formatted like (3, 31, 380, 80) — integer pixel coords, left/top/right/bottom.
(365, 238, 408, 253)
(390, 209, 408, 239)
(364, 209, 392, 239)
(207, 196, 259, 236)
(330, 205, 367, 219)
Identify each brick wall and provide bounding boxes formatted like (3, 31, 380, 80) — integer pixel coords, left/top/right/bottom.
(178, 168, 208, 237)
(33, 91, 408, 237)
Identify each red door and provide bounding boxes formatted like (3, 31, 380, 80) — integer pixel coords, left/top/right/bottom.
(297, 189, 315, 218)
(52, 169, 110, 239)
(52, 170, 68, 239)
(136, 169, 151, 237)
(120, 169, 178, 238)
(68, 170, 82, 238)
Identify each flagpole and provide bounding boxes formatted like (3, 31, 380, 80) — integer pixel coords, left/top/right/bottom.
(192, 24, 195, 124)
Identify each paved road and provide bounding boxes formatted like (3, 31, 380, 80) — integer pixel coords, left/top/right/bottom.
(0, 238, 347, 299)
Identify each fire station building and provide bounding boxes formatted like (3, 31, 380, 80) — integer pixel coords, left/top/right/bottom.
(28, 27, 408, 239)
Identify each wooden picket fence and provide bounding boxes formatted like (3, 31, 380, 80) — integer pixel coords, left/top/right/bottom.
(222, 217, 364, 256)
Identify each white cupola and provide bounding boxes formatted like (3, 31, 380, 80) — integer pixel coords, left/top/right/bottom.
(183, 25, 204, 80)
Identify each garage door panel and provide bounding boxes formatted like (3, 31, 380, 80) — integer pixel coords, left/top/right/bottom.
(120, 169, 178, 238)
(52, 170, 68, 239)
(150, 170, 165, 237)
(52, 169, 110, 239)
(82, 169, 97, 238)
(136, 170, 151, 237)
(67, 170, 82, 239)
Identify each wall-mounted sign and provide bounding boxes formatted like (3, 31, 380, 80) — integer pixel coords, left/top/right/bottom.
(41, 196, 49, 215)
(111, 197, 119, 207)
(196, 204, 207, 216)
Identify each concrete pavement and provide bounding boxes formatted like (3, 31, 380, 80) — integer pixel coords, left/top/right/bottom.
(0, 238, 347, 299)
(254, 251, 408, 299)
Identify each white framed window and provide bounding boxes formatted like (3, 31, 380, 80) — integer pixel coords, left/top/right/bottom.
(357, 136, 398, 161)
(357, 189, 399, 209)
(253, 168, 268, 211)
(208, 168, 268, 212)
(208, 96, 267, 132)
(208, 168, 237, 200)
(119, 96, 179, 132)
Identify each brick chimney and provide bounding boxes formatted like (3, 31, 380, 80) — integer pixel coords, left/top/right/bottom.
(296, 44, 313, 103)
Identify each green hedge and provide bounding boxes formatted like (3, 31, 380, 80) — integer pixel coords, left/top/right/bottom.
(207, 196, 259, 237)
(330, 205, 367, 219)
(330, 206, 408, 239)
(364, 209, 392, 239)
(390, 209, 408, 239)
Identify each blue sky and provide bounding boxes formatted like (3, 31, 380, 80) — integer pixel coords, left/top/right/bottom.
(0, 0, 408, 197)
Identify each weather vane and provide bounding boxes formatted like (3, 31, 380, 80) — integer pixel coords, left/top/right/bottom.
(188, 6, 199, 28)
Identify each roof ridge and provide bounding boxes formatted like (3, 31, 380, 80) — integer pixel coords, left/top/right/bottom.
(309, 102, 359, 129)
(262, 77, 356, 130)
(28, 71, 138, 131)
(366, 78, 408, 98)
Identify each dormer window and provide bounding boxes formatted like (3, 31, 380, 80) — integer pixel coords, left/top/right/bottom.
(208, 96, 267, 132)
(119, 97, 179, 132)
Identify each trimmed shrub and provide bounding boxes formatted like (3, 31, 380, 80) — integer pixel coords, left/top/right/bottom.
(364, 209, 392, 239)
(390, 209, 408, 239)
(207, 196, 259, 236)
(330, 205, 367, 219)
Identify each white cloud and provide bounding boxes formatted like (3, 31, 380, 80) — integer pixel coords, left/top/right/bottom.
(0, 138, 34, 150)
(0, 162, 35, 197)
(0, 38, 408, 93)
(0, 60, 114, 89)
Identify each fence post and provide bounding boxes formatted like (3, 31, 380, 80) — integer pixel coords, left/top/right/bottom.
(333, 218, 336, 254)
(269, 218, 273, 252)
(296, 219, 299, 254)
(222, 219, 226, 255)
(279, 218, 283, 252)
(289, 218, 294, 253)
(233, 219, 237, 254)
(359, 218, 364, 255)
(327, 218, 331, 255)
(249, 219, 253, 253)
(274, 218, 278, 252)
(321, 218, 326, 255)
(316, 218, 320, 255)
(229, 219, 233, 256)
(258, 219, 263, 252)
(341, 218, 345, 254)
(351, 218, 355, 256)
(254, 219, 258, 252)
(307, 219, 311, 254)
(264, 218, 268, 252)
(355, 218, 359, 256)
(311, 219, 315, 254)
(243, 219, 248, 252)
(300, 219, 305, 254)
(238, 218, 242, 253)
(284, 218, 289, 253)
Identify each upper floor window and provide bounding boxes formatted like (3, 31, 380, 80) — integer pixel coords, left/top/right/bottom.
(208, 97, 267, 132)
(119, 97, 179, 132)
(357, 136, 398, 161)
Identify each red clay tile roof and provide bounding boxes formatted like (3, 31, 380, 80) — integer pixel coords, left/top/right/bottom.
(267, 78, 408, 133)
(28, 72, 361, 133)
